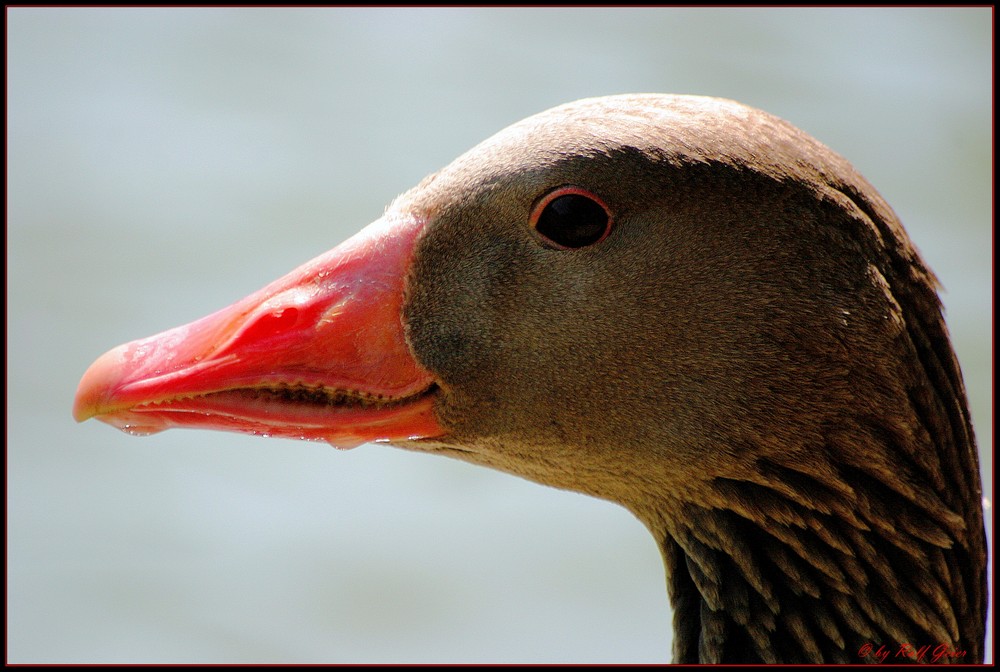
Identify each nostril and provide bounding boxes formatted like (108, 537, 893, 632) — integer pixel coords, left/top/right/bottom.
(252, 307, 299, 338)
(226, 307, 301, 352)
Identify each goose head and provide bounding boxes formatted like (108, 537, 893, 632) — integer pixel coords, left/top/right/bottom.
(74, 94, 986, 663)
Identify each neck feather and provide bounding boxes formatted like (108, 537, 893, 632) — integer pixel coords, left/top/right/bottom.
(657, 454, 984, 664)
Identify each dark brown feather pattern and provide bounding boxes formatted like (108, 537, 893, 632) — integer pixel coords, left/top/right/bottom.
(395, 95, 985, 663)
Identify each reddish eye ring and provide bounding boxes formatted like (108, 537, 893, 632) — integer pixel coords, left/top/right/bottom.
(529, 186, 613, 250)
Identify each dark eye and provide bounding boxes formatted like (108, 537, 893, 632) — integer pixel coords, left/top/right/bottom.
(530, 187, 612, 249)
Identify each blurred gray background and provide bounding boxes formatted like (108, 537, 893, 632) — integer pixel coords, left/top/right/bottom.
(8, 7, 991, 664)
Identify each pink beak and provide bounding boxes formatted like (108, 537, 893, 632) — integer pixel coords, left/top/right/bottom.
(73, 214, 444, 449)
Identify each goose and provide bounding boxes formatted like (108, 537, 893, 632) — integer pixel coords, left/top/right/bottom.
(73, 94, 987, 664)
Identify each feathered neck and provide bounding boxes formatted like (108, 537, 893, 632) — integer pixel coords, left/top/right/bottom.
(656, 454, 984, 664)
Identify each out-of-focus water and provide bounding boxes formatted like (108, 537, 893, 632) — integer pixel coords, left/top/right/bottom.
(8, 7, 991, 663)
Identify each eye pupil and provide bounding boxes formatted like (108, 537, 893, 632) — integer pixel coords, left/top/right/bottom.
(533, 190, 611, 249)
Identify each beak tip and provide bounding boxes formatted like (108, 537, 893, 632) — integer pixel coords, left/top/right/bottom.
(73, 343, 131, 422)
